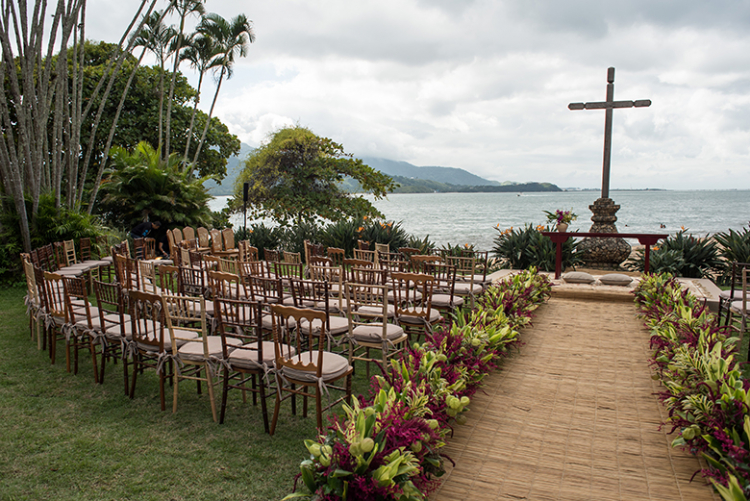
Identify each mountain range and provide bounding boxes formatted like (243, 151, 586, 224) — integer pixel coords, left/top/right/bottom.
(204, 142, 560, 195)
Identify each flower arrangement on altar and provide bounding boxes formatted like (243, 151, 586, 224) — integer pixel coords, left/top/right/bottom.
(544, 209, 578, 225)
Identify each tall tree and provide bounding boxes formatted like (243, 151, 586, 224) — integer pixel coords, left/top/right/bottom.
(192, 13, 255, 165)
(163, 0, 205, 160)
(238, 126, 396, 225)
(131, 10, 176, 154)
(0, 0, 158, 252)
(181, 33, 222, 161)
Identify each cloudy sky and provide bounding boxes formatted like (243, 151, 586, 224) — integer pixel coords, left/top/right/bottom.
(88, 0, 750, 190)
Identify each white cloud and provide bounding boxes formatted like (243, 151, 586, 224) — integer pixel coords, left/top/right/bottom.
(83, 0, 750, 190)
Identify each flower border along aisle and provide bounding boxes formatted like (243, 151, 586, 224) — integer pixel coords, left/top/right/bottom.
(634, 274, 750, 501)
(283, 269, 551, 501)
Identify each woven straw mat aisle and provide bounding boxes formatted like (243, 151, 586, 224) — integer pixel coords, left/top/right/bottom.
(430, 296, 717, 501)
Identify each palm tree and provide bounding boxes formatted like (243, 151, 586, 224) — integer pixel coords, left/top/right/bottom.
(131, 10, 176, 153)
(163, 0, 206, 160)
(192, 13, 255, 165)
(180, 34, 222, 161)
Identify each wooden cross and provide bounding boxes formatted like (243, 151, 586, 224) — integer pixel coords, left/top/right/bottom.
(569, 67, 651, 199)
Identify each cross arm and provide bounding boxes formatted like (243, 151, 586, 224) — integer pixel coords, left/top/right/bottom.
(569, 99, 651, 110)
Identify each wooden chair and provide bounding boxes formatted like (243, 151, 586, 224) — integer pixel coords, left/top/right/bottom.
(327, 247, 345, 267)
(21, 255, 43, 349)
(162, 294, 241, 421)
(113, 253, 140, 291)
(357, 239, 370, 251)
(308, 263, 346, 315)
(81, 237, 113, 281)
(378, 252, 409, 275)
(720, 262, 750, 327)
(447, 256, 481, 308)
(269, 304, 353, 435)
(353, 249, 377, 266)
(304, 240, 326, 265)
(197, 227, 211, 249)
(410, 254, 442, 273)
(183, 226, 196, 241)
(290, 278, 349, 351)
(93, 280, 130, 395)
(425, 262, 464, 313)
(264, 248, 281, 263)
(42, 271, 71, 368)
(210, 229, 223, 254)
(308, 255, 333, 267)
(214, 296, 278, 429)
(238, 241, 259, 263)
(727, 266, 750, 348)
(374, 242, 390, 263)
(172, 228, 184, 246)
(138, 260, 162, 295)
(283, 251, 302, 264)
(399, 247, 421, 261)
(208, 270, 248, 300)
(390, 272, 441, 340)
(216, 228, 240, 258)
(128, 290, 177, 411)
(240, 260, 269, 281)
(62, 275, 100, 380)
(345, 282, 407, 377)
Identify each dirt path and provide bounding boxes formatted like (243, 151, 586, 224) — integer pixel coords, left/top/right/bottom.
(430, 297, 717, 501)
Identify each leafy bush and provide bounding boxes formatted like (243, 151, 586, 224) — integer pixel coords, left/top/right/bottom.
(634, 274, 748, 499)
(492, 224, 579, 272)
(405, 235, 435, 255)
(245, 223, 284, 258)
(627, 230, 722, 279)
(279, 220, 320, 259)
(318, 218, 362, 257)
(440, 242, 474, 257)
(359, 219, 410, 251)
(714, 225, 750, 282)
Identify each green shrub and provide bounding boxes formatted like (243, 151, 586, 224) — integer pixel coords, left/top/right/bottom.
(278, 220, 320, 259)
(359, 219, 410, 251)
(405, 234, 435, 254)
(245, 223, 284, 259)
(627, 230, 721, 279)
(318, 218, 362, 257)
(492, 224, 580, 272)
(714, 225, 750, 281)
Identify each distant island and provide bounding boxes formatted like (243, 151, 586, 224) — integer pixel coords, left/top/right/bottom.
(205, 144, 562, 196)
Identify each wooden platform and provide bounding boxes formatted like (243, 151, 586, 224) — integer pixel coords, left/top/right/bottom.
(430, 297, 717, 501)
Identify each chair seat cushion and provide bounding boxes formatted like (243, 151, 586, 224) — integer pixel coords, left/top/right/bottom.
(137, 327, 195, 352)
(398, 307, 442, 325)
(178, 335, 241, 362)
(351, 323, 405, 343)
(599, 273, 634, 286)
(282, 351, 351, 382)
(101, 256, 114, 264)
(720, 290, 747, 300)
(731, 300, 749, 315)
(300, 315, 350, 336)
(227, 341, 296, 369)
(357, 304, 396, 318)
(454, 283, 483, 295)
(431, 294, 464, 308)
(562, 271, 596, 284)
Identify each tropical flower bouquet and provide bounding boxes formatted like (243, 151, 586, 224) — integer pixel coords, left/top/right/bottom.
(544, 209, 578, 225)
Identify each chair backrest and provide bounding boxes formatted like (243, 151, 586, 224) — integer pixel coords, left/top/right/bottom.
(304, 240, 326, 265)
(172, 228, 184, 245)
(270, 304, 327, 378)
(210, 229, 223, 253)
(240, 260, 268, 280)
(326, 247, 345, 267)
(157, 264, 179, 294)
(308, 255, 332, 267)
(208, 270, 247, 300)
(182, 226, 196, 241)
(63, 275, 94, 329)
(447, 255, 476, 282)
(214, 296, 264, 364)
(222, 228, 235, 251)
(346, 266, 387, 285)
(238, 241, 259, 263)
(218, 256, 241, 276)
(398, 247, 421, 260)
(390, 272, 434, 322)
(346, 282, 390, 329)
(21, 254, 40, 308)
(271, 261, 304, 280)
(283, 251, 302, 264)
(53, 242, 67, 269)
(132, 238, 146, 260)
(97, 236, 111, 257)
(43, 271, 68, 323)
(374, 242, 390, 256)
(178, 265, 207, 297)
(128, 290, 167, 352)
(114, 253, 140, 291)
(264, 248, 280, 263)
(378, 252, 408, 273)
(144, 238, 156, 260)
(410, 254, 442, 273)
(424, 262, 457, 298)
(63, 239, 78, 267)
(246, 275, 284, 304)
(79, 237, 93, 261)
(357, 239, 370, 251)
(93, 280, 126, 339)
(138, 260, 159, 294)
(197, 227, 210, 248)
(161, 294, 208, 355)
(353, 249, 376, 264)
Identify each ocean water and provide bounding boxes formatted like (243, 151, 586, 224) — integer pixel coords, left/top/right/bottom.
(209, 190, 750, 251)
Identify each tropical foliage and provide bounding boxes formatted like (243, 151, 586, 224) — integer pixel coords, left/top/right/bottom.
(284, 270, 551, 500)
(237, 126, 396, 225)
(492, 224, 580, 271)
(627, 230, 722, 278)
(97, 142, 214, 230)
(634, 274, 750, 500)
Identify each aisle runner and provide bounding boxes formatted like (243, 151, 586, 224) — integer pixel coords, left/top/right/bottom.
(431, 297, 717, 501)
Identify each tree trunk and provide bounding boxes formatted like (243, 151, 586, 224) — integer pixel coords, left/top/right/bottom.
(192, 68, 225, 165)
(183, 70, 205, 161)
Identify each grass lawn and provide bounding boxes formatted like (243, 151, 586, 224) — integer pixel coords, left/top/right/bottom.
(0, 285, 371, 501)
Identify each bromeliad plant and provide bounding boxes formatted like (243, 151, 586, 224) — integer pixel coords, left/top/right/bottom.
(285, 269, 551, 500)
(634, 274, 750, 500)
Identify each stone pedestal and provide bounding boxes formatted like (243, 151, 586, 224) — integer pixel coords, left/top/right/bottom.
(578, 197, 631, 269)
